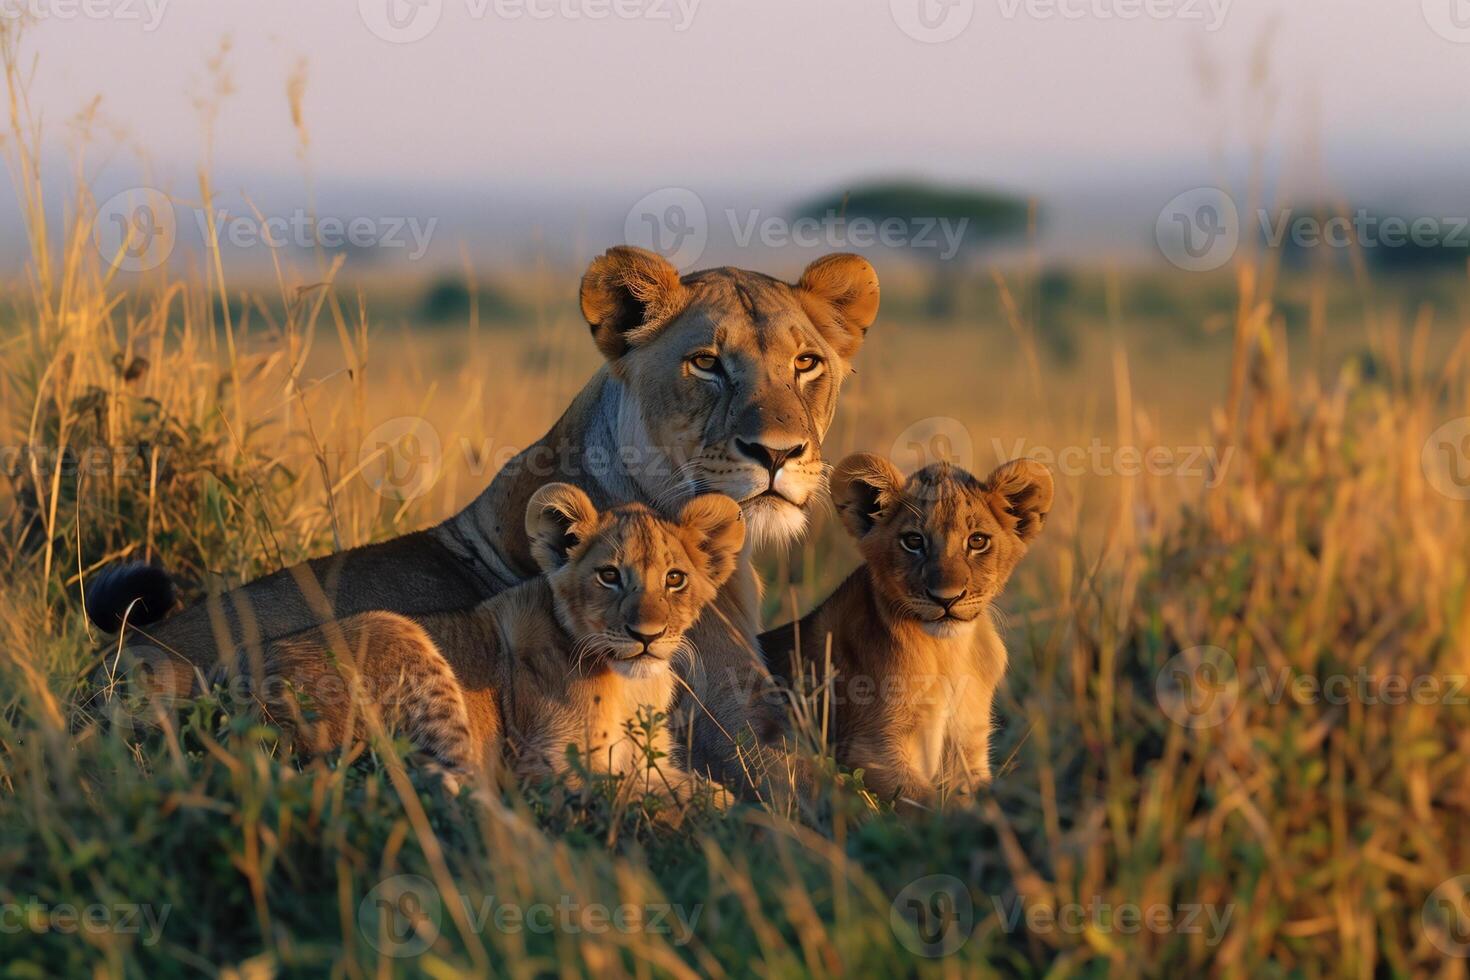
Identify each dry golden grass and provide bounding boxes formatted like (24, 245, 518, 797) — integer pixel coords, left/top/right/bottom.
(3, 21, 1470, 978)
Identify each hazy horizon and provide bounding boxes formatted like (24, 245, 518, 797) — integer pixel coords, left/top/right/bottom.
(6, 0, 1470, 272)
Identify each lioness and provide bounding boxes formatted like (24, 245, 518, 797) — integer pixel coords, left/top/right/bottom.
(225, 484, 743, 808)
(761, 453, 1052, 808)
(89, 247, 879, 795)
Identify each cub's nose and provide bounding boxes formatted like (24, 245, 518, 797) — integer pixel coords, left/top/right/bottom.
(735, 438, 806, 475)
(926, 588, 967, 613)
(625, 625, 667, 651)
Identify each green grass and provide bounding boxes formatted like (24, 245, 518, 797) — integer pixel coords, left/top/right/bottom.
(3, 24, 1470, 977)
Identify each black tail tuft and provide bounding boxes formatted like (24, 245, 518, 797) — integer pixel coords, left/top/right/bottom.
(85, 563, 177, 632)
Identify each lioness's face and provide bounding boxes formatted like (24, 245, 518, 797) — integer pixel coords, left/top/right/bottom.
(832, 455, 1054, 639)
(580, 248, 879, 546)
(526, 484, 744, 679)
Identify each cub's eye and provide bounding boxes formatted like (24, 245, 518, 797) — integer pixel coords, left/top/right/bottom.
(596, 567, 621, 588)
(794, 352, 821, 374)
(899, 532, 925, 554)
(968, 532, 992, 554)
(689, 353, 720, 374)
(665, 569, 687, 591)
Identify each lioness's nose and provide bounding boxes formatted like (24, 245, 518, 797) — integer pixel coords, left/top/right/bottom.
(626, 625, 667, 650)
(735, 438, 806, 474)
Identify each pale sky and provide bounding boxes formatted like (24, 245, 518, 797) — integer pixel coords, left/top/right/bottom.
(8, 0, 1470, 267)
(20, 0, 1469, 183)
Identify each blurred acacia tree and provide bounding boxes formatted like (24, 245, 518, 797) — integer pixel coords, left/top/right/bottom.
(792, 180, 1032, 317)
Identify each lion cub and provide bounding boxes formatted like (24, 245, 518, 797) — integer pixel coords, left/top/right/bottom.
(228, 484, 744, 805)
(761, 453, 1052, 807)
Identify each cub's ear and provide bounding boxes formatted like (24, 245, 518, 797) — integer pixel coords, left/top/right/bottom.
(525, 483, 601, 572)
(676, 494, 745, 588)
(579, 246, 689, 361)
(830, 453, 907, 539)
(795, 253, 880, 360)
(983, 459, 1053, 543)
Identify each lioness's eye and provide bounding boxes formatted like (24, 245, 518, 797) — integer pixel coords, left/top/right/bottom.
(968, 532, 992, 554)
(689, 353, 720, 374)
(794, 352, 821, 373)
(665, 570, 687, 591)
(900, 533, 925, 554)
(596, 567, 621, 587)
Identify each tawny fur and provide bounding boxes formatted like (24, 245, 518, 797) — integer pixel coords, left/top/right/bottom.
(761, 454, 1053, 808)
(218, 486, 745, 811)
(103, 248, 880, 801)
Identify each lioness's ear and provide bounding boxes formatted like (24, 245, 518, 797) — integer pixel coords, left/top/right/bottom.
(579, 246, 689, 360)
(983, 459, 1053, 542)
(831, 453, 907, 539)
(677, 494, 745, 588)
(795, 253, 880, 360)
(525, 483, 601, 571)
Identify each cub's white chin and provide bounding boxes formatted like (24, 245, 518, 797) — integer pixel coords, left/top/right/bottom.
(921, 619, 979, 640)
(739, 496, 809, 548)
(610, 656, 670, 680)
